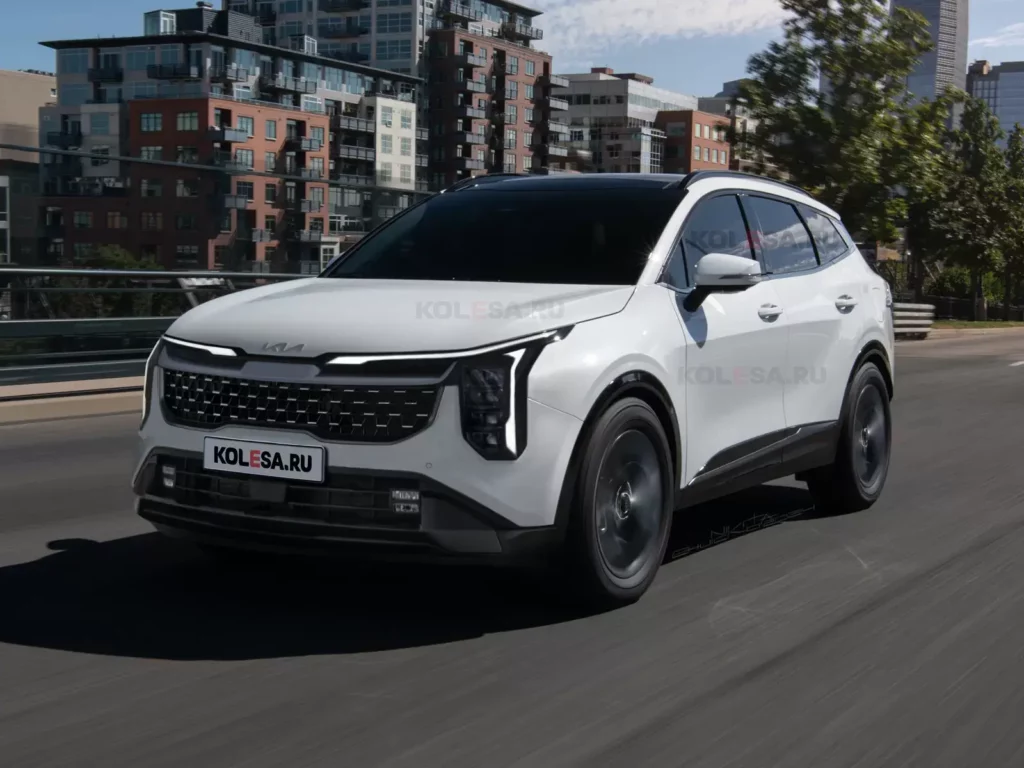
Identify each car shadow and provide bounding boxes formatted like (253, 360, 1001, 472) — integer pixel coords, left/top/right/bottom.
(0, 484, 815, 662)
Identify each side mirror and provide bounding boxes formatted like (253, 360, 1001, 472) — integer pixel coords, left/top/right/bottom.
(683, 253, 763, 312)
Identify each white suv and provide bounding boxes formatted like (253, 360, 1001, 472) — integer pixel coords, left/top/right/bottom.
(134, 171, 895, 607)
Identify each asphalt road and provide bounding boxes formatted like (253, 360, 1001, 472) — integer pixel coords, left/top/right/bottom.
(2, 333, 1024, 767)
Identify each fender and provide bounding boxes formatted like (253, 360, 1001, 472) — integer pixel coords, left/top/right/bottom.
(552, 371, 682, 535)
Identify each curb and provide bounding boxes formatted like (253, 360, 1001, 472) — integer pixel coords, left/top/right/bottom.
(0, 391, 141, 426)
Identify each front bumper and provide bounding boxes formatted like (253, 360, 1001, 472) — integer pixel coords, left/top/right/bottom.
(136, 374, 585, 561)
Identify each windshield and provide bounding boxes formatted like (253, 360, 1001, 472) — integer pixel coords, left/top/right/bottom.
(323, 186, 686, 285)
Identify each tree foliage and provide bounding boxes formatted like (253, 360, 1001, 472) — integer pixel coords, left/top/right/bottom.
(737, 0, 950, 242)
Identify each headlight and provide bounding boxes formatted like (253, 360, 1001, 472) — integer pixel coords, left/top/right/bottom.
(140, 338, 164, 430)
(458, 328, 570, 460)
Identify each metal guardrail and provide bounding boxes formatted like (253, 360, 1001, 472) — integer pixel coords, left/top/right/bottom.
(893, 303, 936, 339)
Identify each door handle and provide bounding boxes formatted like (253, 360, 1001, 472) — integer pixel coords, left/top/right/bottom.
(758, 304, 784, 321)
(835, 295, 858, 311)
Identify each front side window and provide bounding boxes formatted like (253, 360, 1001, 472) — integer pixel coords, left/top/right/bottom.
(745, 196, 817, 274)
(324, 187, 686, 285)
(667, 194, 752, 289)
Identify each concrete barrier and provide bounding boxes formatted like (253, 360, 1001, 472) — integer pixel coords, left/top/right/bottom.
(0, 377, 143, 425)
(894, 303, 936, 340)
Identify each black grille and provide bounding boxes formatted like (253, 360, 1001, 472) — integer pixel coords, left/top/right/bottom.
(153, 457, 421, 529)
(162, 367, 440, 442)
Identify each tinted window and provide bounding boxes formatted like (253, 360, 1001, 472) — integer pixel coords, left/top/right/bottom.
(324, 187, 685, 285)
(745, 196, 817, 274)
(672, 194, 752, 288)
(800, 205, 850, 264)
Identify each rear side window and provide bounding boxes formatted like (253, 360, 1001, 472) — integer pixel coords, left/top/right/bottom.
(672, 194, 753, 288)
(800, 205, 850, 264)
(744, 196, 817, 275)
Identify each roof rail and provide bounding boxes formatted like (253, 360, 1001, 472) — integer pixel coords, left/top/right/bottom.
(681, 170, 810, 197)
(441, 172, 530, 194)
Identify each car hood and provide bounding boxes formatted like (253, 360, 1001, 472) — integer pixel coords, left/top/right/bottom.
(166, 278, 635, 357)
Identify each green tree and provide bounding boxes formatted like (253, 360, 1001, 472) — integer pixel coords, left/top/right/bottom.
(737, 0, 946, 242)
(53, 245, 180, 318)
(930, 98, 1008, 319)
(1000, 124, 1024, 318)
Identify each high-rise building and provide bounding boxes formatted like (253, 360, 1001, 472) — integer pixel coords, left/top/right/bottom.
(556, 67, 697, 174)
(38, 3, 426, 270)
(968, 60, 1024, 145)
(425, 4, 569, 186)
(892, 0, 969, 108)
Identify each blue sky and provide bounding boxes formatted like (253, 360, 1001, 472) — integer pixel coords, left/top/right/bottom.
(1, 0, 1021, 98)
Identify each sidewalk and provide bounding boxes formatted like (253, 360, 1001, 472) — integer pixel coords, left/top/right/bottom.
(0, 377, 143, 425)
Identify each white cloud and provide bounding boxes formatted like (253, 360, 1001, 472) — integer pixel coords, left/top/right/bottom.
(534, 0, 787, 62)
(970, 23, 1024, 49)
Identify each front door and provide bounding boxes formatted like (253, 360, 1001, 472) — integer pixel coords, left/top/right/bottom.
(662, 192, 790, 487)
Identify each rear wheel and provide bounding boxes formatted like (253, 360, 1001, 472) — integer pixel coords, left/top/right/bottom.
(807, 362, 891, 515)
(564, 398, 674, 609)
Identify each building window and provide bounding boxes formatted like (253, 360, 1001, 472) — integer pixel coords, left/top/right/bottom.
(176, 214, 196, 230)
(381, 107, 393, 128)
(176, 179, 199, 197)
(141, 212, 163, 230)
(141, 179, 162, 197)
(400, 137, 411, 156)
(140, 113, 163, 132)
(525, 60, 535, 76)
(400, 164, 412, 183)
(89, 113, 111, 135)
(378, 162, 392, 182)
(712, 149, 718, 164)
(507, 56, 519, 75)
(265, 183, 277, 203)
(91, 146, 110, 167)
(505, 129, 516, 149)
(525, 84, 534, 100)
(703, 125, 710, 139)
(237, 116, 254, 136)
(524, 108, 534, 123)
(236, 181, 254, 200)
(140, 146, 162, 160)
(523, 131, 532, 148)
(401, 109, 412, 130)
(311, 126, 325, 144)
(176, 111, 199, 131)
(175, 245, 200, 264)
(503, 155, 516, 173)
(264, 214, 276, 231)
(694, 123, 701, 138)
(234, 148, 255, 168)
(505, 105, 518, 124)
(381, 135, 393, 154)
(73, 212, 92, 230)
(214, 246, 229, 268)
(704, 147, 710, 162)
(265, 151, 277, 172)
(106, 211, 128, 229)
(176, 146, 198, 163)
(266, 119, 277, 139)
(376, 11, 413, 33)
(523, 155, 533, 171)
(693, 145, 701, 160)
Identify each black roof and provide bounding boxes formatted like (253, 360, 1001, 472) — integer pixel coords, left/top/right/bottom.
(444, 170, 811, 196)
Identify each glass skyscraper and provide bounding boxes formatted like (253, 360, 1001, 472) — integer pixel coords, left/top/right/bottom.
(892, 0, 969, 108)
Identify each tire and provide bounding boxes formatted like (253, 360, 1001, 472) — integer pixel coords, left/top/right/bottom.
(563, 397, 675, 609)
(806, 362, 892, 516)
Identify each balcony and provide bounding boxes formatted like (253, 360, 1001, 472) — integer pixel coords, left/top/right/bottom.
(209, 125, 250, 143)
(378, 205, 403, 220)
(455, 157, 486, 171)
(438, 0, 483, 21)
(317, 23, 371, 39)
(536, 143, 570, 158)
(147, 63, 200, 80)
(296, 199, 324, 213)
(221, 194, 252, 209)
(257, 7, 277, 23)
(290, 229, 324, 243)
(416, 127, 429, 141)
(416, 179, 430, 193)
(88, 66, 124, 83)
(285, 135, 323, 152)
(318, 0, 369, 10)
(299, 167, 325, 180)
(332, 115, 376, 133)
(46, 131, 83, 149)
(455, 131, 487, 146)
(213, 154, 253, 172)
(455, 52, 488, 69)
(324, 49, 370, 64)
(210, 65, 250, 82)
(240, 228, 274, 242)
(457, 105, 487, 120)
(459, 80, 488, 94)
(337, 145, 376, 161)
(260, 73, 318, 94)
(543, 73, 570, 89)
(547, 118, 571, 134)
(501, 20, 543, 41)
(416, 154, 429, 167)
(331, 172, 375, 187)
(543, 96, 570, 111)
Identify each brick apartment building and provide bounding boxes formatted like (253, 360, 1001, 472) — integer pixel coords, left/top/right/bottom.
(656, 110, 732, 174)
(38, 2, 425, 271)
(425, 0, 571, 186)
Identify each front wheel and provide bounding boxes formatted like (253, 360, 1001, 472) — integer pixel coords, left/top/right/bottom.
(563, 398, 674, 609)
(807, 362, 892, 516)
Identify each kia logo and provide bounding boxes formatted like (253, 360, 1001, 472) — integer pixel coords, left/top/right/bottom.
(262, 342, 305, 354)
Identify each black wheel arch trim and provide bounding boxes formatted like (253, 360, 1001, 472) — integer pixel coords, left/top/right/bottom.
(850, 341, 894, 401)
(552, 370, 681, 535)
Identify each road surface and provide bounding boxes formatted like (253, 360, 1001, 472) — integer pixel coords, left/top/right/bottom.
(1, 333, 1024, 767)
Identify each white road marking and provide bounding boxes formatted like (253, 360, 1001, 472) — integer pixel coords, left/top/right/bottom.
(1010, 361, 1024, 367)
